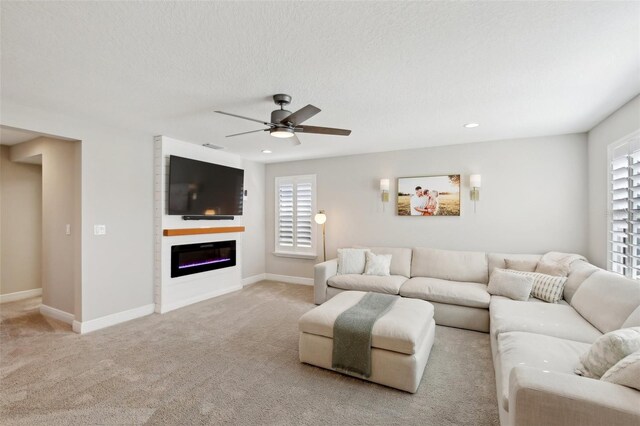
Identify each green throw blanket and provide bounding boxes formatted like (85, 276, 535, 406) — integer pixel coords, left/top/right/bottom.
(332, 292, 399, 378)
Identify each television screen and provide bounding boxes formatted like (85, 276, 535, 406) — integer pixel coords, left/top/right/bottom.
(168, 155, 244, 216)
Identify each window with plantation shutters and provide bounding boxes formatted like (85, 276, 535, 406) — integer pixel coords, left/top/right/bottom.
(609, 135, 640, 279)
(275, 175, 317, 257)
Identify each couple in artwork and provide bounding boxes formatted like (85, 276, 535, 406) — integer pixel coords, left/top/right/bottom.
(409, 186, 440, 216)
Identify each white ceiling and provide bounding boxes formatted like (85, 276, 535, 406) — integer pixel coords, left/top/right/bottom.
(1, 1, 638, 163)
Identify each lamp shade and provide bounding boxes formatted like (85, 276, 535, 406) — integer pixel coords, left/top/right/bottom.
(314, 210, 327, 225)
(470, 174, 482, 188)
(379, 179, 390, 191)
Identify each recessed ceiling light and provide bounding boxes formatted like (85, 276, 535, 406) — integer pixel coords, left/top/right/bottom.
(464, 123, 480, 128)
(261, 149, 272, 154)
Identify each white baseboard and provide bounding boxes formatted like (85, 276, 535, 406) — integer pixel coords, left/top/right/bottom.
(156, 285, 242, 314)
(39, 304, 74, 324)
(0, 288, 42, 304)
(265, 273, 314, 286)
(242, 273, 267, 287)
(73, 303, 155, 334)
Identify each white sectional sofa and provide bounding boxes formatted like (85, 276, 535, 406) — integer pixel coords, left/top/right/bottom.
(313, 246, 640, 426)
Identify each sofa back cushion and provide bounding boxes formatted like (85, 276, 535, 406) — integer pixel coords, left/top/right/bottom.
(411, 247, 488, 283)
(623, 305, 640, 328)
(359, 247, 412, 277)
(571, 270, 640, 333)
(563, 260, 600, 304)
(487, 253, 542, 276)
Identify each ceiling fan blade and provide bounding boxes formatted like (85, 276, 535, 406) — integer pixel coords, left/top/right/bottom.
(291, 133, 301, 146)
(279, 104, 321, 126)
(296, 125, 351, 136)
(225, 128, 269, 138)
(215, 110, 275, 126)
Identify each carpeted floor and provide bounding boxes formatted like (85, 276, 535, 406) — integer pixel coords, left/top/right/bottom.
(0, 281, 498, 425)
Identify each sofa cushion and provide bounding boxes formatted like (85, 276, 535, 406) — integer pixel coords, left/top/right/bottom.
(488, 253, 542, 276)
(563, 260, 599, 304)
(623, 305, 640, 328)
(368, 247, 412, 278)
(411, 247, 489, 284)
(298, 291, 434, 355)
(399, 277, 491, 308)
(496, 331, 591, 411)
(571, 270, 640, 333)
(327, 274, 407, 294)
(490, 296, 602, 343)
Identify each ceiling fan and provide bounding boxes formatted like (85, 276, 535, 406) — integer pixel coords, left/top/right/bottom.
(215, 94, 351, 146)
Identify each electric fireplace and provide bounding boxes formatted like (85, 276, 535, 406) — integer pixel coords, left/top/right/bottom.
(171, 240, 236, 278)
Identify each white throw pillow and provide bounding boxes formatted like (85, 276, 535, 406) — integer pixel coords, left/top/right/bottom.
(601, 350, 640, 391)
(363, 252, 392, 276)
(505, 270, 567, 303)
(337, 248, 370, 275)
(487, 268, 534, 301)
(504, 259, 538, 272)
(535, 260, 569, 277)
(575, 327, 640, 379)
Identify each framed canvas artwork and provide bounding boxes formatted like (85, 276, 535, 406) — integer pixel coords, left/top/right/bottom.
(397, 175, 461, 216)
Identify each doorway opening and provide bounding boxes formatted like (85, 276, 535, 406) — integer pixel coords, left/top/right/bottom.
(0, 125, 81, 333)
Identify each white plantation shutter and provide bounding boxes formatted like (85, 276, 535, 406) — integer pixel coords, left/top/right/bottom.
(275, 175, 316, 255)
(609, 135, 640, 279)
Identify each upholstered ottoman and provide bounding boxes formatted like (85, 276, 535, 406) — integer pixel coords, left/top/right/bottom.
(298, 291, 435, 393)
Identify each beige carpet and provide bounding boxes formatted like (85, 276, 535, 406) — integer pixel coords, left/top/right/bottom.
(1, 281, 498, 425)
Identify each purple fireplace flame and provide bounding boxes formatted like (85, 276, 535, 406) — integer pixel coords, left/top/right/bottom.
(178, 257, 232, 269)
(171, 240, 236, 278)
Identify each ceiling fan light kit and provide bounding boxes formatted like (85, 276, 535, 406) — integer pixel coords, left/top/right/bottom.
(270, 127, 295, 138)
(215, 94, 352, 146)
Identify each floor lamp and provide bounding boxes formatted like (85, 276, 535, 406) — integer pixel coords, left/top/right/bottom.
(314, 210, 327, 262)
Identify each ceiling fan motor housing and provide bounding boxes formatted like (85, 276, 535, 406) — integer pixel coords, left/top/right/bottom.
(271, 108, 292, 125)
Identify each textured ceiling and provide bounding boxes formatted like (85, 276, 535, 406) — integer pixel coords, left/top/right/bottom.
(1, 1, 639, 162)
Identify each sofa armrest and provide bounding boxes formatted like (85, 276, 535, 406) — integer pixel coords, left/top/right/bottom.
(509, 366, 640, 426)
(314, 258, 338, 304)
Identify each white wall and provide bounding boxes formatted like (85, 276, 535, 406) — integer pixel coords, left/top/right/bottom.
(2, 102, 155, 323)
(266, 133, 589, 279)
(587, 95, 640, 268)
(242, 159, 266, 279)
(0, 145, 42, 296)
(153, 136, 265, 313)
(11, 137, 80, 315)
(1, 100, 267, 326)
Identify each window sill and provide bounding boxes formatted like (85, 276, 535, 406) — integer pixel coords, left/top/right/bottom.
(272, 251, 318, 260)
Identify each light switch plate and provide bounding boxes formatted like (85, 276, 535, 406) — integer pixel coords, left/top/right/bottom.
(65, 224, 71, 235)
(94, 225, 106, 236)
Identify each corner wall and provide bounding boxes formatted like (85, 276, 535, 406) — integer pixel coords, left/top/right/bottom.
(265, 133, 589, 279)
(587, 94, 640, 268)
(10, 137, 80, 316)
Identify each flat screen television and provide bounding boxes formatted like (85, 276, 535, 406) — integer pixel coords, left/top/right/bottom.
(168, 155, 244, 216)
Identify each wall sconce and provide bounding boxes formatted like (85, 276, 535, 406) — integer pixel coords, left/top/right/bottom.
(470, 174, 481, 212)
(314, 210, 327, 262)
(380, 178, 390, 206)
